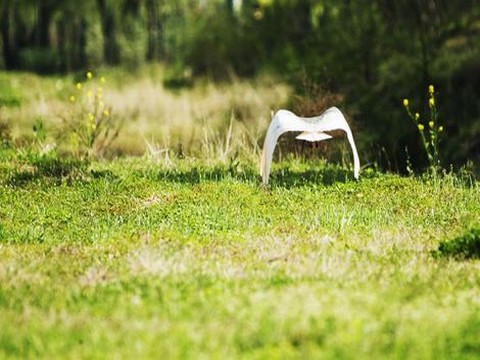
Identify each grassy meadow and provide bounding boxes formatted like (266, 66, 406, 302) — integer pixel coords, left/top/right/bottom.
(0, 67, 479, 359)
(1, 65, 290, 159)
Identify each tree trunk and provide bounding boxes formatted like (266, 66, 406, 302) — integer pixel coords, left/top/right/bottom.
(123, 0, 141, 16)
(78, 18, 87, 69)
(37, 0, 54, 47)
(1, 0, 18, 69)
(97, 0, 120, 64)
(226, 0, 234, 15)
(146, 0, 160, 60)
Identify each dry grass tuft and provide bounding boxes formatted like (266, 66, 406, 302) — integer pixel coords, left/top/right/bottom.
(3, 68, 291, 160)
(100, 74, 291, 158)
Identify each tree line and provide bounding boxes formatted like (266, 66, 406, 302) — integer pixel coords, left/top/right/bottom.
(1, 0, 479, 171)
(0, 0, 187, 71)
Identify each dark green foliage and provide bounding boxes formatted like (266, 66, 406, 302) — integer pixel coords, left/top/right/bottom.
(185, 10, 262, 80)
(434, 228, 480, 260)
(162, 61, 194, 90)
(18, 47, 61, 74)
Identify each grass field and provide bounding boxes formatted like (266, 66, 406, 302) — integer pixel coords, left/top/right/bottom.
(1, 68, 479, 359)
(1, 153, 479, 359)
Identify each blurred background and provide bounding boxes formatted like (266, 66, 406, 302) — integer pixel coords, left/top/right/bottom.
(0, 0, 479, 174)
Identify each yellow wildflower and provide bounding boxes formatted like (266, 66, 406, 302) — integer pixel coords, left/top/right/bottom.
(429, 84, 434, 94)
(414, 113, 420, 121)
(103, 110, 110, 117)
(76, 82, 82, 90)
(429, 121, 434, 128)
(87, 71, 93, 80)
(403, 98, 409, 107)
(69, 95, 75, 102)
(418, 124, 425, 131)
(429, 97, 435, 107)
(439, 126, 444, 132)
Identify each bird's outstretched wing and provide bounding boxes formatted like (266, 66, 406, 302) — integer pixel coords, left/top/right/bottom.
(260, 107, 360, 184)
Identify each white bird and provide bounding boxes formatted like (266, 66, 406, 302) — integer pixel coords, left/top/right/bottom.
(260, 107, 360, 184)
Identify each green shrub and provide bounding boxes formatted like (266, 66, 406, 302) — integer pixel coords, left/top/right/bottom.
(19, 47, 61, 74)
(434, 228, 480, 260)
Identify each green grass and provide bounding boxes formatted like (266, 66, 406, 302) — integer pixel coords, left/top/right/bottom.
(0, 67, 478, 358)
(1, 151, 479, 359)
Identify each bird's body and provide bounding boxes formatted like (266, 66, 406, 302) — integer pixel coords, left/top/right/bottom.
(260, 107, 360, 184)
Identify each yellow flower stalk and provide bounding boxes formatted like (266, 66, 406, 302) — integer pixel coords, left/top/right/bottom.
(403, 84, 443, 173)
(67, 70, 117, 157)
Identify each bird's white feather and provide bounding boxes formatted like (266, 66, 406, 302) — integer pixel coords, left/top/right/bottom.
(261, 107, 360, 184)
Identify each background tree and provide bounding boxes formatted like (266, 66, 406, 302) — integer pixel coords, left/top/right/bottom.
(0, 0, 478, 171)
